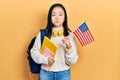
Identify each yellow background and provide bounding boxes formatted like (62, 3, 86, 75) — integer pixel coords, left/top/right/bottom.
(0, 0, 120, 80)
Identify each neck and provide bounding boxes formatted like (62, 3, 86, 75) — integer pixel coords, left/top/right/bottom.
(53, 26, 64, 30)
(54, 25, 63, 28)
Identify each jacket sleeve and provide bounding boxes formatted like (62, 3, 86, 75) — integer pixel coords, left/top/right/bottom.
(65, 33, 79, 66)
(30, 32, 48, 65)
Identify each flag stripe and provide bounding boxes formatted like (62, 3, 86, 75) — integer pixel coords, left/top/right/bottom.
(77, 29, 88, 46)
(76, 29, 85, 46)
(84, 31, 91, 44)
(85, 30, 93, 43)
(73, 30, 84, 46)
(88, 30, 94, 42)
(86, 30, 94, 42)
(82, 31, 90, 45)
(76, 29, 86, 46)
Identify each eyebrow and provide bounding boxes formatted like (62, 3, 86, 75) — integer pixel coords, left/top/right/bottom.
(52, 12, 64, 14)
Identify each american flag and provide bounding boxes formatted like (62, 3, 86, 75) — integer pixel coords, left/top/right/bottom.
(73, 22, 94, 47)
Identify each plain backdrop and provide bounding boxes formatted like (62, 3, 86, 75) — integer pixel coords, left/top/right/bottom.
(0, 0, 120, 80)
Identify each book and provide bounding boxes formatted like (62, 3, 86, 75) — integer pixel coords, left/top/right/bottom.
(40, 36, 58, 55)
(40, 36, 58, 71)
(42, 47, 55, 70)
(43, 46, 54, 58)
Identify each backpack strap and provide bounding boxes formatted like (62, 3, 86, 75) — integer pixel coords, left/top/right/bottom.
(40, 29, 46, 45)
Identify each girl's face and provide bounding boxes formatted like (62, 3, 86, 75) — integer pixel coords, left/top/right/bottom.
(51, 7, 65, 28)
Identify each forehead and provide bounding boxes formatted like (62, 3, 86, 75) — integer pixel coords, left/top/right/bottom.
(52, 7, 64, 13)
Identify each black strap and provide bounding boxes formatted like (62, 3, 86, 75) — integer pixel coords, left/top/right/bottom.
(40, 29, 46, 45)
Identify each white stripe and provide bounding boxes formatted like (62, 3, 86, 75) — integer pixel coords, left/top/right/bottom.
(78, 29, 88, 46)
(76, 29, 86, 46)
(73, 30, 84, 46)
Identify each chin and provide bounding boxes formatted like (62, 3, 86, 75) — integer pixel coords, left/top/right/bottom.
(54, 24, 62, 27)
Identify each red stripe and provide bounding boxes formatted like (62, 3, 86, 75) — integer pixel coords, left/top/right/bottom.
(73, 31, 82, 46)
(87, 31, 93, 43)
(87, 30, 94, 42)
(84, 31, 91, 44)
(73, 30, 83, 46)
(89, 30, 94, 41)
(76, 29, 86, 46)
(83, 31, 90, 45)
(77, 29, 88, 46)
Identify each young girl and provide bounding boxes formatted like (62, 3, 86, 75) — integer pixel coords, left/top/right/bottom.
(31, 3, 79, 80)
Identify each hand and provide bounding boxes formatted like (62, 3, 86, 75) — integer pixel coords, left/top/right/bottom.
(48, 57, 55, 66)
(62, 37, 72, 49)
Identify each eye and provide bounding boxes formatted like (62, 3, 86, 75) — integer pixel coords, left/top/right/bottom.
(52, 14, 56, 16)
(59, 14, 63, 16)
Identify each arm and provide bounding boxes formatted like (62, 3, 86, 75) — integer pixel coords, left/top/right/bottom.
(30, 32, 48, 65)
(65, 33, 79, 66)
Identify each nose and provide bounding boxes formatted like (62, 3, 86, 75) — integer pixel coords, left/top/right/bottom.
(55, 15, 59, 20)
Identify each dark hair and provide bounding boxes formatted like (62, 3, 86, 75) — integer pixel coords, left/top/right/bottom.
(45, 3, 71, 38)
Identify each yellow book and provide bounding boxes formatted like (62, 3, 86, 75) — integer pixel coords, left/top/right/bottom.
(40, 36, 58, 55)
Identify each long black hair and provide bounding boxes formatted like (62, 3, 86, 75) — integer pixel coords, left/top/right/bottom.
(45, 3, 71, 38)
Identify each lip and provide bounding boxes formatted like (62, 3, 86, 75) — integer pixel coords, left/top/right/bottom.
(55, 21, 60, 23)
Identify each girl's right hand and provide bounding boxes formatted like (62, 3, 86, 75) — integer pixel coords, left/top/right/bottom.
(48, 57, 55, 66)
